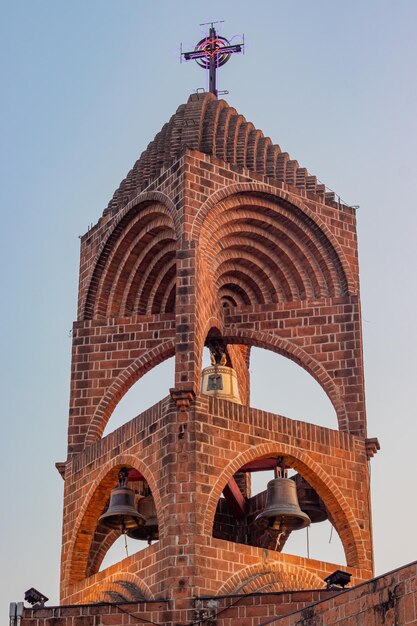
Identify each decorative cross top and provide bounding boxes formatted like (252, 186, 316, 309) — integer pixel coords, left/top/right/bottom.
(181, 21, 244, 97)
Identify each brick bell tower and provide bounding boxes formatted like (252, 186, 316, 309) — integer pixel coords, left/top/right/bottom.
(57, 91, 379, 619)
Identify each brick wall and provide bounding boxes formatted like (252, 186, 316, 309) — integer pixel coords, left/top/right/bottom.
(59, 393, 371, 606)
(19, 560, 417, 625)
(57, 93, 376, 611)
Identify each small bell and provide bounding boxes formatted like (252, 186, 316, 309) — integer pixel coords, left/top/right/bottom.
(127, 490, 159, 544)
(255, 462, 311, 532)
(201, 343, 241, 404)
(99, 468, 145, 532)
(291, 474, 328, 524)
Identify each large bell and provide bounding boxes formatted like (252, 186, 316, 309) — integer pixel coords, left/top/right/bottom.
(127, 493, 159, 543)
(255, 477, 311, 531)
(291, 474, 328, 524)
(99, 468, 146, 532)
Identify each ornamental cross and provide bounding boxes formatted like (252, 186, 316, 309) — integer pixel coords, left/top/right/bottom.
(181, 21, 244, 97)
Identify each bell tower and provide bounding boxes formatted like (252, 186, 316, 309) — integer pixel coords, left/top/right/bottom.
(58, 90, 377, 617)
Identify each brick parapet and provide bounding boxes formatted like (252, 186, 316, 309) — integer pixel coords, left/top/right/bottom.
(21, 562, 417, 624)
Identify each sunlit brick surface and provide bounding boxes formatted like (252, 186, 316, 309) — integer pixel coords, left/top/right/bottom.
(42, 92, 404, 622)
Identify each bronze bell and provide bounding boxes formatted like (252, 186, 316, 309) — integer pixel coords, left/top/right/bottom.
(291, 474, 328, 524)
(99, 468, 146, 532)
(255, 477, 311, 531)
(127, 492, 159, 543)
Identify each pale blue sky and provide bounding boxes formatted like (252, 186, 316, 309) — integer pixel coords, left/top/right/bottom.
(1, 0, 417, 612)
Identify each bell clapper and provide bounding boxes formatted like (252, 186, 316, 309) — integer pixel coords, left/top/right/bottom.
(274, 522, 285, 551)
(122, 521, 129, 557)
(329, 524, 333, 544)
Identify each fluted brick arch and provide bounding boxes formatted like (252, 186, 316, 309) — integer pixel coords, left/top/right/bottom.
(190, 183, 356, 295)
(119, 233, 176, 316)
(82, 572, 154, 603)
(202, 443, 366, 569)
(198, 198, 347, 303)
(218, 562, 325, 595)
(215, 237, 301, 301)
(85, 339, 175, 445)
(222, 327, 347, 429)
(214, 223, 325, 299)
(94, 208, 176, 318)
(67, 454, 163, 586)
(83, 192, 178, 319)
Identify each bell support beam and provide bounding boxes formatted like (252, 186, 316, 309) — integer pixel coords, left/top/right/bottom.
(222, 476, 246, 518)
(239, 458, 279, 473)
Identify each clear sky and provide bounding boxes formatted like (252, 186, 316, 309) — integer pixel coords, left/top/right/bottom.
(1, 0, 417, 614)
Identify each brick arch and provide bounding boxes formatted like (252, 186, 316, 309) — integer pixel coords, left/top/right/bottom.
(85, 339, 175, 445)
(214, 224, 324, 299)
(87, 526, 119, 577)
(66, 454, 163, 586)
(95, 209, 176, 318)
(81, 572, 154, 603)
(222, 327, 347, 430)
(198, 200, 347, 304)
(216, 232, 314, 300)
(83, 193, 178, 320)
(190, 183, 356, 295)
(105, 190, 180, 251)
(218, 562, 324, 595)
(202, 443, 366, 569)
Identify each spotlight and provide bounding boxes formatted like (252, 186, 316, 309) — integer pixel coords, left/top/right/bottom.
(24, 588, 48, 607)
(324, 570, 352, 590)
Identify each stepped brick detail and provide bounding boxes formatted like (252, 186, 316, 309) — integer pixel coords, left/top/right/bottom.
(104, 93, 342, 217)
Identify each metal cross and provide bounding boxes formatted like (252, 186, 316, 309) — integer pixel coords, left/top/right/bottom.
(181, 21, 244, 97)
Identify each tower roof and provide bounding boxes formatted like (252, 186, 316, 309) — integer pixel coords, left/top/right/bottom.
(106, 92, 335, 215)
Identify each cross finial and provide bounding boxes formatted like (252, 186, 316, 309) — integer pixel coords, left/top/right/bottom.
(181, 22, 244, 97)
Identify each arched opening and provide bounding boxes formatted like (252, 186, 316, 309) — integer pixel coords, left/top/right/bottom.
(201, 341, 337, 429)
(84, 202, 177, 319)
(212, 457, 347, 567)
(196, 192, 351, 309)
(103, 357, 174, 437)
(250, 347, 337, 428)
(87, 472, 159, 577)
(99, 535, 150, 572)
(69, 460, 162, 584)
(249, 467, 345, 565)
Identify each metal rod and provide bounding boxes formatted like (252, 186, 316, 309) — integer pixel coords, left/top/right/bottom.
(209, 25, 217, 96)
